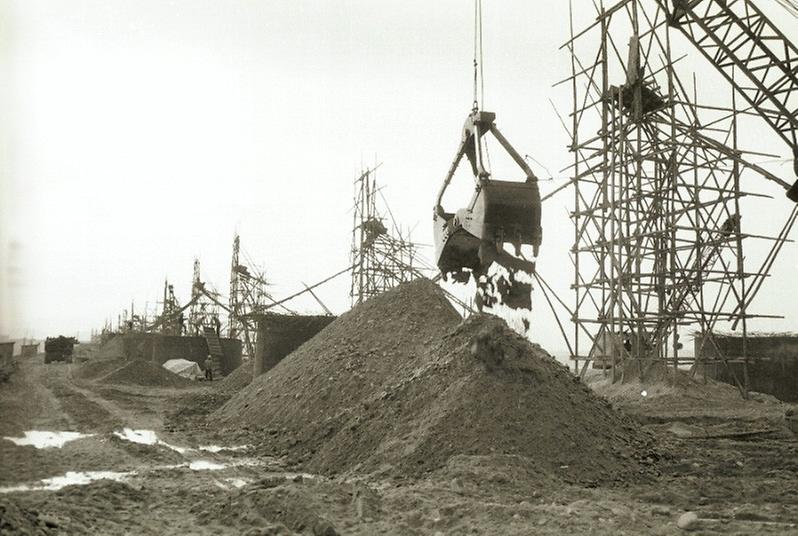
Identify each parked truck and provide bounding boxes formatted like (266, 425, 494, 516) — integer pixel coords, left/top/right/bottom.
(44, 336, 78, 364)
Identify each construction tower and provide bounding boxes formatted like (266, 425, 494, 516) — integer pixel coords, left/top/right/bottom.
(350, 164, 418, 305)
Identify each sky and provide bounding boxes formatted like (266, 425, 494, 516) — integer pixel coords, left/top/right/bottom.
(1, 0, 797, 357)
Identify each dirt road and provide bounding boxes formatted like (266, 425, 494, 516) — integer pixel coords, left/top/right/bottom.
(2, 354, 798, 535)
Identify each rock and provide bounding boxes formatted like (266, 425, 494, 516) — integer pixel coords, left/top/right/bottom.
(677, 511, 699, 531)
(39, 514, 60, 528)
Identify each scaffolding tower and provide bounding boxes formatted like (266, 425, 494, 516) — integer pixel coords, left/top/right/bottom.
(187, 258, 220, 335)
(156, 279, 184, 336)
(562, 0, 797, 391)
(228, 234, 274, 359)
(350, 164, 419, 305)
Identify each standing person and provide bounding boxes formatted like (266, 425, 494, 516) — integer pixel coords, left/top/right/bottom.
(204, 354, 213, 381)
(213, 315, 221, 337)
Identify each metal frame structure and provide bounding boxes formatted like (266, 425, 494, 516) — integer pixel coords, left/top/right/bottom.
(560, 0, 797, 391)
(350, 164, 419, 305)
(157, 278, 184, 335)
(187, 258, 221, 335)
(658, 0, 798, 189)
(228, 234, 277, 359)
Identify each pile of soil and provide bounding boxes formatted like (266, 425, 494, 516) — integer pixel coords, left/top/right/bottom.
(73, 358, 126, 381)
(0, 497, 43, 535)
(586, 368, 788, 425)
(1, 480, 147, 535)
(213, 279, 657, 484)
(99, 359, 193, 388)
(218, 359, 253, 393)
(196, 477, 338, 535)
(165, 360, 254, 432)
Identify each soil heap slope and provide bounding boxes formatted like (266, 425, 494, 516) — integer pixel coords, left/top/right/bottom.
(213, 279, 655, 483)
(74, 358, 126, 381)
(99, 359, 193, 388)
(218, 359, 253, 393)
(214, 279, 461, 427)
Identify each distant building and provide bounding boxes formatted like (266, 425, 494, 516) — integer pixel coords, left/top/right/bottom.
(695, 333, 798, 402)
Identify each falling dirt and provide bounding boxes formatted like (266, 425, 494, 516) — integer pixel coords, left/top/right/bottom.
(477, 270, 533, 311)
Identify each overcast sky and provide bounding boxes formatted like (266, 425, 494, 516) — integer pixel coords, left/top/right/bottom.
(2, 0, 797, 357)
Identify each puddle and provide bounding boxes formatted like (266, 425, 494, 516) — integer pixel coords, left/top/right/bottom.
(155, 458, 263, 472)
(113, 428, 188, 454)
(0, 470, 135, 494)
(188, 459, 262, 471)
(197, 445, 250, 453)
(189, 460, 227, 471)
(113, 429, 249, 456)
(214, 477, 252, 490)
(3, 431, 94, 449)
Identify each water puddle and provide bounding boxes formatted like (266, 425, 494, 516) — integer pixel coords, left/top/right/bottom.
(113, 428, 188, 454)
(189, 460, 226, 471)
(3, 431, 94, 449)
(214, 477, 252, 490)
(156, 458, 263, 472)
(0, 470, 135, 494)
(197, 444, 250, 453)
(113, 429, 249, 456)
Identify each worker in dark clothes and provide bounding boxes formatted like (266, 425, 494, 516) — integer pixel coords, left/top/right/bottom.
(204, 354, 213, 381)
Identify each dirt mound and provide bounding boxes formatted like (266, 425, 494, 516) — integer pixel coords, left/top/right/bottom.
(73, 358, 126, 380)
(213, 279, 656, 484)
(99, 359, 193, 388)
(0, 498, 44, 535)
(165, 360, 254, 432)
(2, 480, 147, 535)
(219, 359, 253, 393)
(196, 477, 337, 535)
(586, 368, 788, 425)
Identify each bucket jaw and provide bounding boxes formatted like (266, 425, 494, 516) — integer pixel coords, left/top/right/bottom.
(434, 110, 542, 283)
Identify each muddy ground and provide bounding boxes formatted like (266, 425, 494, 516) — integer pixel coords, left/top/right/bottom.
(1, 354, 797, 535)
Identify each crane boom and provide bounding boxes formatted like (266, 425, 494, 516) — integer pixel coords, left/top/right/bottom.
(658, 0, 798, 200)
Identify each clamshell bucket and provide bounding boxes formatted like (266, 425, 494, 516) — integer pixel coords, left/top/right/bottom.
(434, 110, 542, 280)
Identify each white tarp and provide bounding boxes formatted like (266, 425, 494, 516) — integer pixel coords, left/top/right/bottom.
(162, 359, 202, 380)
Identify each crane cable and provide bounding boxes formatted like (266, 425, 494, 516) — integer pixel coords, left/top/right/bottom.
(472, 0, 484, 111)
(471, 0, 493, 171)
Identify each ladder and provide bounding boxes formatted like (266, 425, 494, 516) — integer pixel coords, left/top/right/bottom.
(659, 0, 798, 197)
(202, 326, 224, 378)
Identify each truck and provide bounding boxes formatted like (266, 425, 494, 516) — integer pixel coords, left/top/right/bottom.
(44, 336, 78, 364)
